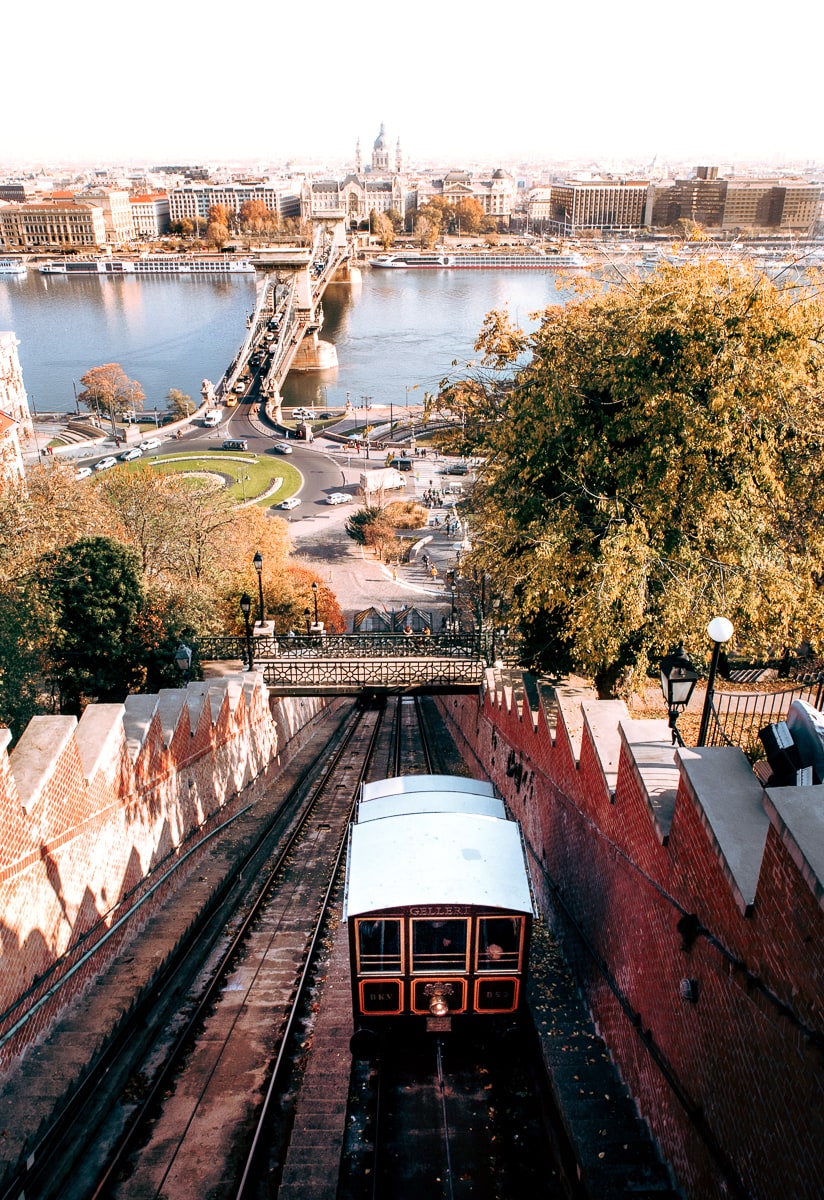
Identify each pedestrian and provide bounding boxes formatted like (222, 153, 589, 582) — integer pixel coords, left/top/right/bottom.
(392, 567, 397, 581)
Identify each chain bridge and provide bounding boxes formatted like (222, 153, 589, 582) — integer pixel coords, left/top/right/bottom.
(197, 632, 489, 695)
(222, 219, 352, 406)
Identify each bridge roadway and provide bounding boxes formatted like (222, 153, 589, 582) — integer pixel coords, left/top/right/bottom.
(222, 227, 351, 402)
(199, 632, 488, 695)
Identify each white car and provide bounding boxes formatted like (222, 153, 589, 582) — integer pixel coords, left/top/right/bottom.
(120, 447, 142, 461)
(326, 492, 350, 505)
(139, 436, 162, 451)
(273, 442, 293, 454)
(280, 497, 302, 510)
(94, 456, 118, 472)
(75, 466, 93, 481)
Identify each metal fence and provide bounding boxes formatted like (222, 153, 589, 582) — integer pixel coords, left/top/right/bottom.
(196, 632, 485, 662)
(703, 675, 824, 752)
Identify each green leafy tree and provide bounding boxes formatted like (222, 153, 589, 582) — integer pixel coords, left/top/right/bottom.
(442, 258, 824, 695)
(43, 536, 150, 713)
(78, 363, 145, 420)
(167, 388, 195, 418)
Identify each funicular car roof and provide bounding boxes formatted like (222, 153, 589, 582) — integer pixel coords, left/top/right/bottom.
(360, 774, 495, 802)
(344, 811, 533, 919)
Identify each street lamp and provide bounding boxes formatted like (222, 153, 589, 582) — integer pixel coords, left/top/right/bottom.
(697, 617, 734, 747)
(174, 642, 192, 682)
(659, 642, 700, 747)
(312, 580, 319, 626)
(304, 607, 312, 635)
(240, 592, 254, 670)
(253, 550, 264, 626)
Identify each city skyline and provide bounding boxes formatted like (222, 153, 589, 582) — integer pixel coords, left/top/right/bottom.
(4, 0, 822, 171)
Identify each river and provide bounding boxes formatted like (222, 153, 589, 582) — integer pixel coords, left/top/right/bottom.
(0, 266, 578, 415)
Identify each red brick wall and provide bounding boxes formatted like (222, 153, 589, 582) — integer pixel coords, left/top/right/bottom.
(437, 682, 824, 1200)
(0, 679, 327, 1072)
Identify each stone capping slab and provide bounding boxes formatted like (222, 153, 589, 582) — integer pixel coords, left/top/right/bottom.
(619, 718, 679, 843)
(185, 682, 211, 733)
(75, 703, 126, 782)
(9, 715, 77, 815)
(761, 784, 824, 913)
(555, 684, 597, 763)
(582, 699, 629, 800)
(677, 747, 770, 917)
(208, 680, 232, 721)
(122, 694, 160, 762)
(155, 689, 188, 748)
(0, 727, 11, 756)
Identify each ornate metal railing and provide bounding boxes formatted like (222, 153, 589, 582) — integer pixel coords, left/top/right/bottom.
(257, 656, 485, 690)
(195, 632, 485, 661)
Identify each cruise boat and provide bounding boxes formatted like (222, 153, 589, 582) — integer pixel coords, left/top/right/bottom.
(39, 255, 255, 276)
(0, 258, 26, 276)
(370, 250, 588, 270)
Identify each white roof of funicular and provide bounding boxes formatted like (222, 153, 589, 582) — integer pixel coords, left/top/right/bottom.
(358, 792, 505, 822)
(344, 812, 533, 918)
(361, 774, 495, 802)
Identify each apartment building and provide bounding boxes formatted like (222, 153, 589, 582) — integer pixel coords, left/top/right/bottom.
(168, 182, 301, 224)
(130, 193, 170, 238)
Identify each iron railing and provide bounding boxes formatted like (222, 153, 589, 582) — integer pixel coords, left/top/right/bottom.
(196, 632, 485, 662)
(257, 656, 485, 689)
(702, 675, 824, 751)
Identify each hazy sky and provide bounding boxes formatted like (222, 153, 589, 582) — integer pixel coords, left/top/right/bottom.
(4, 0, 821, 169)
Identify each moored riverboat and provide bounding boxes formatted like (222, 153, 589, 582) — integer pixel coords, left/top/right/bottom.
(370, 251, 588, 270)
(0, 258, 26, 276)
(39, 255, 255, 276)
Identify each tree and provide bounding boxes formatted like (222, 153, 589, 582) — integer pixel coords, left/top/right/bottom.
(372, 211, 396, 250)
(167, 388, 195, 418)
(43, 536, 150, 713)
(78, 363, 145, 421)
(441, 258, 824, 695)
(454, 198, 484, 236)
(206, 221, 230, 250)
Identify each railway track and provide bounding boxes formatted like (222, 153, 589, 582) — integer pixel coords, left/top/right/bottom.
(340, 1025, 573, 1200)
(4, 693, 522, 1199)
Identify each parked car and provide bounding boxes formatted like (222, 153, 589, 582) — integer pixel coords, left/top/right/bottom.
(280, 497, 302, 510)
(75, 466, 93, 481)
(326, 492, 350, 505)
(139, 436, 162, 451)
(273, 442, 293, 454)
(120, 447, 142, 461)
(94, 456, 118, 472)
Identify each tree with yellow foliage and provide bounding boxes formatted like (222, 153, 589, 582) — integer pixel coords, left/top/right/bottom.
(441, 258, 824, 694)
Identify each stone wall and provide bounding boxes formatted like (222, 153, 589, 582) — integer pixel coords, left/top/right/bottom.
(437, 672, 824, 1200)
(0, 674, 327, 1069)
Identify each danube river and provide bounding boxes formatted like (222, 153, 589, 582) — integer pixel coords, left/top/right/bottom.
(0, 266, 578, 415)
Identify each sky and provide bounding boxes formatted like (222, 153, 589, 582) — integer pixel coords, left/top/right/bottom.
(4, 0, 822, 171)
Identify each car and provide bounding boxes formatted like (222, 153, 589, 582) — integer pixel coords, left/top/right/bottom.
(273, 442, 293, 454)
(139, 437, 162, 451)
(120, 447, 142, 461)
(280, 497, 302, 510)
(234, 382, 246, 393)
(75, 466, 93, 481)
(94, 456, 118, 472)
(221, 438, 248, 450)
(326, 492, 350, 505)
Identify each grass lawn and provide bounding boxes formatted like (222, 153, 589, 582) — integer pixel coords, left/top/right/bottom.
(129, 452, 301, 506)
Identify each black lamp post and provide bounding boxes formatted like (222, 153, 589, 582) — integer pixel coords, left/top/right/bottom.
(304, 607, 312, 635)
(174, 642, 192, 683)
(240, 592, 254, 670)
(312, 580, 319, 626)
(697, 617, 734, 747)
(660, 642, 700, 747)
(253, 550, 264, 627)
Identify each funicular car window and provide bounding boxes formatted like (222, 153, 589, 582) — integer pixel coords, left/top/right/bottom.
(357, 918, 402, 973)
(476, 916, 522, 972)
(411, 918, 469, 972)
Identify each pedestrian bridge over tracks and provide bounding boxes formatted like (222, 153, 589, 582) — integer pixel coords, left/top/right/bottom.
(196, 633, 488, 695)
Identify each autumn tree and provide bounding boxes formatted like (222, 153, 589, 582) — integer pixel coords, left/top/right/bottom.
(454, 198, 484, 236)
(167, 388, 195, 418)
(372, 211, 396, 250)
(441, 258, 824, 695)
(78, 363, 145, 420)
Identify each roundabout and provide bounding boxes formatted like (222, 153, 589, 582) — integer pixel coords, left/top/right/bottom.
(127, 452, 302, 507)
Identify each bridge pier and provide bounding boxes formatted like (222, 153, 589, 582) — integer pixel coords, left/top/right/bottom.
(291, 332, 338, 371)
